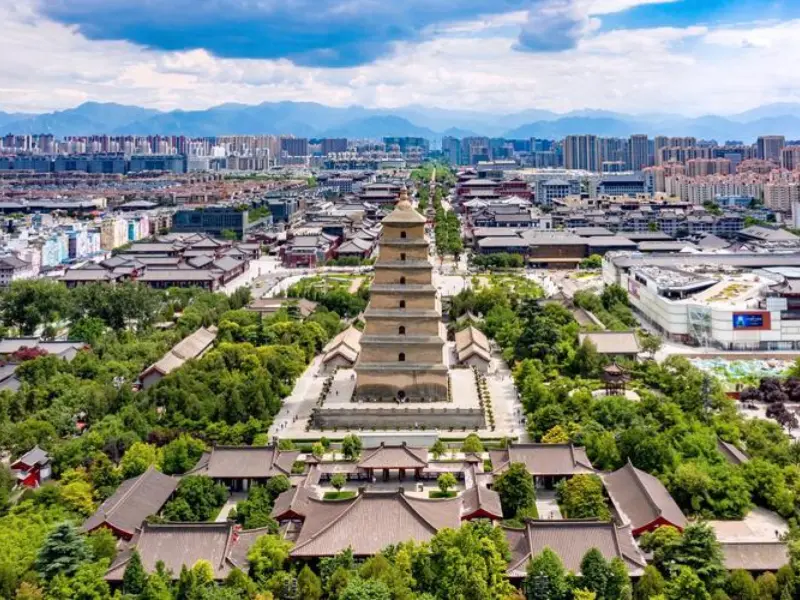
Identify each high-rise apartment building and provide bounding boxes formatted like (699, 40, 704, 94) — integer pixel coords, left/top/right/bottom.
(442, 136, 461, 165)
(654, 136, 669, 165)
(280, 136, 309, 157)
(629, 134, 650, 171)
(320, 138, 348, 155)
(564, 135, 600, 172)
(757, 135, 785, 162)
(782, 146, 800, 171)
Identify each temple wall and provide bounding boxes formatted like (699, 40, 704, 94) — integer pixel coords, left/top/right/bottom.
(312, 406, 485, 429)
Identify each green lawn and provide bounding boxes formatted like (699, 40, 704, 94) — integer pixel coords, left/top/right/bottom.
(429, 491, 457, 499)
(323, 491, 357, 500)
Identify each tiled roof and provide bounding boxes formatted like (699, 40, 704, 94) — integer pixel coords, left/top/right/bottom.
(105, 522, 249, 581)
(289, 491, 460, 558)
(721, 542, 789, 571)
(460, 484, 503, 520)
(717, 439, 750, 466)
(455, 326, 491, 363)
(357, 444, 428, 470)
(192, 445, 300, 479)
(603, 461, 687, 532)
(578, 331, 641, 355)
(322, 326, 362, 365)
(142, 326, 218, 378)
(490, 444, 595, 477)
(505, 520, 647, 578)
(82, 467, 179, 536)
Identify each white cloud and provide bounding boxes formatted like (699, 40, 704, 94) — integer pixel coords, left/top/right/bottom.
(0, 0, 798, 117)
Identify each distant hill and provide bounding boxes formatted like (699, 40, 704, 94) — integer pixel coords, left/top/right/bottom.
(3, 100, 800, 140)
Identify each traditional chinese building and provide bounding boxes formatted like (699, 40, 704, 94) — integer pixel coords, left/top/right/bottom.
(354, 187, 448, 402)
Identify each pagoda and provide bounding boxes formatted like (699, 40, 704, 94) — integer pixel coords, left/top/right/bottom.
(354, 187, 448, 402)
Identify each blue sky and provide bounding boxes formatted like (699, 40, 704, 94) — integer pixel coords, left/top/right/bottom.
(1, 0, 799, 114)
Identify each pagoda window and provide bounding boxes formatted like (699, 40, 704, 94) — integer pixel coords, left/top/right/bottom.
(398, 352, 406, 362)
(399, 326, 406, 335)
(399, 300, 406, 308)
(400, 276, 406, 285)
(400, 253, 407, 261)
(400, 231, 407, 239)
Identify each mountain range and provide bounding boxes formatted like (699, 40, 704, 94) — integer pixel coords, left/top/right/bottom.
(2, 101, 800, 141)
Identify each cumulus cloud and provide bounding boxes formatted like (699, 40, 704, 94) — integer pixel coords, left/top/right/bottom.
(37, 0, 530, 67)
(2, 0, 800, 116)
(516, 0, 600, 52)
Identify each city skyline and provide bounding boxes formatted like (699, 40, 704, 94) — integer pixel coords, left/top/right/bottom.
(2, 0, 800, 115)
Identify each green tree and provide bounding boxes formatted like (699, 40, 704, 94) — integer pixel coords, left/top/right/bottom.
(580, 548, 611, 599)
(462, 433, 484, 454)
(424, 521, 515, 599)
(35, 522, 91, 580)
(542, 425, 571, 444)
(122, 550, 147, 596)
(0, 464, 15, 513)
(606, 557, 632, 600)
(68, 317, 107, 346)
(297, 565, 323, 600)
(493, 462, 536, 519)
(667, 567, 711, 600)
(160, 435, 206, 475)
(338, 576, 392, 600)
(672, 522, 726, 590)
(556, 474, 610, 520)
(235, 483, 281, 530)
(755, 572, 778, 600)
(726, 569, 758, 600)
(342, 435, 363, 461)
(247, 535, 292, 582)
(525, 547, 569, 600)
(163, 475, 228, 522)
(87, 528, 117, 563)
(437, 472, 457, 496)
(119, 442, 159, 479)
(312, 442, 325, 459)
(1, 279, 70, 335)
(430, 439, 447, 460)
(635, 565, 666, 600)
(221, 229, 239, 241)
(331, 473, 347, 492)
(571, 339, 606, 378)
(640, 333, 663, 359)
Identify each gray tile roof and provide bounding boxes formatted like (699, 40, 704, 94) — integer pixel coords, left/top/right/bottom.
(505, 520, 647, 578)
(192, 445, 301, 479)
(491, 443, 595, 477)
(721, 542, 789, 571)
(603, 461, 687, 532)
(105, 522, 250, 581)
(357, 444, 428, 470)
(82, 467, 179, 536)
(578, 331, 641, 355)
(289, 491, 461, 558)
(717, 439, 750, 466)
